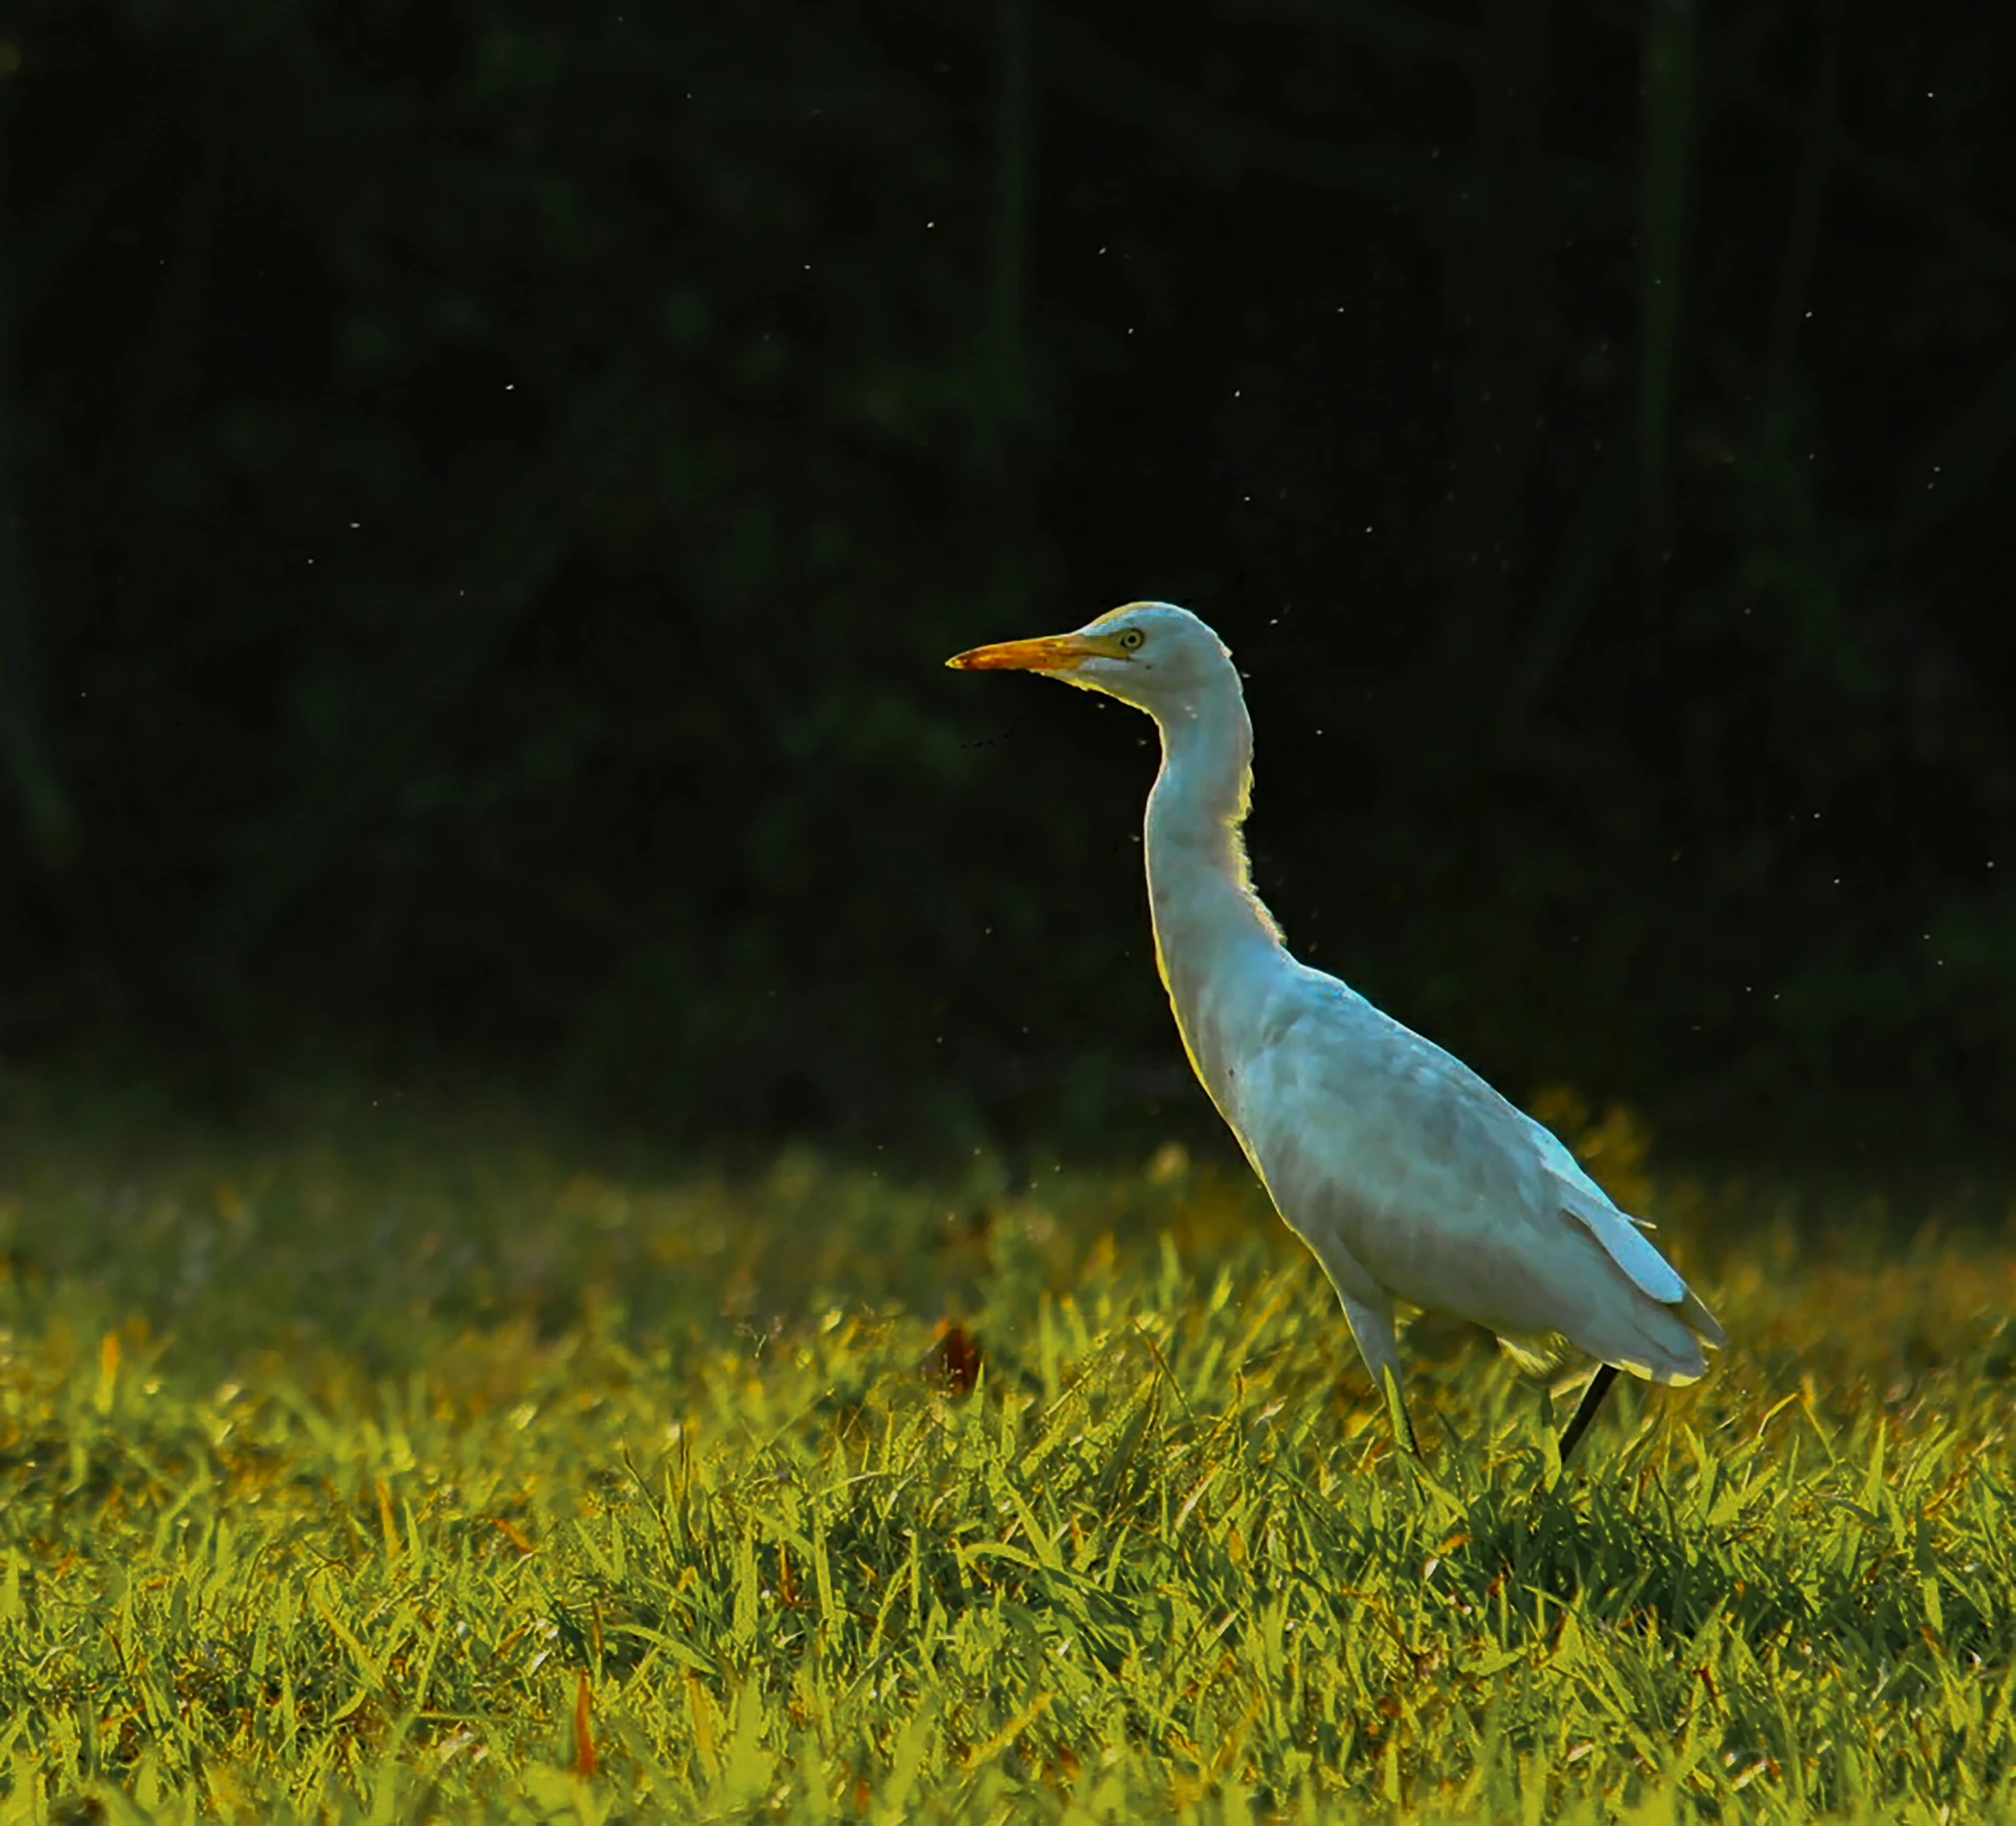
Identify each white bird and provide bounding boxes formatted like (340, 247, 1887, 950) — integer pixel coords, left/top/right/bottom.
(947, 602, 1724, 1459)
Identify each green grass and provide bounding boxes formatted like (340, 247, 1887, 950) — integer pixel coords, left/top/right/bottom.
(0, 1084, 2013, 1822)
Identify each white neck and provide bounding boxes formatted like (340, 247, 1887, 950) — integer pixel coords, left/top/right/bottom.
(1142, 671, 1293, 1110)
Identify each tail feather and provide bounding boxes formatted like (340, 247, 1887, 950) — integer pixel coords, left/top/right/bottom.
(1676, 1284, 1727, 1351)
(1550, 1174, 1726, 1376)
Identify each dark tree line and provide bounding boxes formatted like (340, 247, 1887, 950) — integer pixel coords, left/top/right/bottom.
(1, 0, 2011, 1160)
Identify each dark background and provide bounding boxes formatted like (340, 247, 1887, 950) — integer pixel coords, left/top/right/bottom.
(2, 0, 2010, 1167)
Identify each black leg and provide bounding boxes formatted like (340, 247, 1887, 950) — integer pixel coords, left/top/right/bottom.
(1558, 1363, 1620, 1465)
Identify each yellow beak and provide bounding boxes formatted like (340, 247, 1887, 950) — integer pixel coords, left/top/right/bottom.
(945, 631, 1121, 673)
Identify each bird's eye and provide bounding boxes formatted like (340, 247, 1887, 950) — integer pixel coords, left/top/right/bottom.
(1117, 629, 1144, 652)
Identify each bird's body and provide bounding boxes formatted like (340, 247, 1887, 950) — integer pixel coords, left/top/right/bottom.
(949, 602, 1723, 1454)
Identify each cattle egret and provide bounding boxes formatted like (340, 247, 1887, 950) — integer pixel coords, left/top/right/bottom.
(947, 602, 1723, 1460)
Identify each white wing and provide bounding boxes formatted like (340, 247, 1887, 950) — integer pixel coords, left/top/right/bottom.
(1226, 965, 1719, 1380)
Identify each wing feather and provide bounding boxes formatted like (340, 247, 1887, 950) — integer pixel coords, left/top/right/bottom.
(1231, 968, 1713, 1350)
(1553, 1181, 1684, 1304)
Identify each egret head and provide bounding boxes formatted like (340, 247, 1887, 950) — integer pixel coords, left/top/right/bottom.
(945, 602, 1233, 720)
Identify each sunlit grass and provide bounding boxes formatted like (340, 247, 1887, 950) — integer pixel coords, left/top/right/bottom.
(0, 1082, 2012, 1821)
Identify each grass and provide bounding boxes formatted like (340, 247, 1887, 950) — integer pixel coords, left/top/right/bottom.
(0, 1081, 2013, 1822)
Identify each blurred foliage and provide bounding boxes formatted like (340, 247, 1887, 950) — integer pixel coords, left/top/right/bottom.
(0, 0, 2011, 1156)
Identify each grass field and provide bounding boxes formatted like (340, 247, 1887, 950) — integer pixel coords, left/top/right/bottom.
(0, 1082, 2012, 1822)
